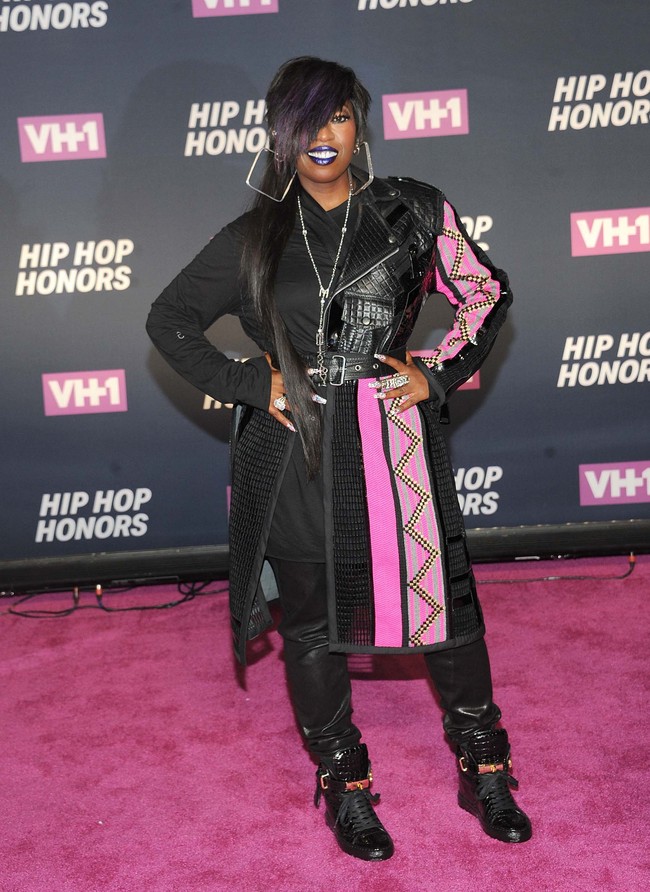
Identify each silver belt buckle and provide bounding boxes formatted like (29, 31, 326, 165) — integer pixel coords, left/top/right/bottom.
(328, 354, 347, 386)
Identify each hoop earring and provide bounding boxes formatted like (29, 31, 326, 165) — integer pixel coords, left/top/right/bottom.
(350, 141, 374, 195)
(245, 146, 296, 202)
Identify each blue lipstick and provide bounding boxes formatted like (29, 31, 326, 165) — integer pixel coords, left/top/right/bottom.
(307, 145, 338, 165)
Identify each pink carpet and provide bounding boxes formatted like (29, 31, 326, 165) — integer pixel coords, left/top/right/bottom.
(2, 554, 648, 891)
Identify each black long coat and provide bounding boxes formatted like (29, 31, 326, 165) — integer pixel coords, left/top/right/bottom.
(147, 176, 512, 664)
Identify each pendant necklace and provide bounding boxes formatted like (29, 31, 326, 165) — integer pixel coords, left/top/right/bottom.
(297, 175, 353, 384)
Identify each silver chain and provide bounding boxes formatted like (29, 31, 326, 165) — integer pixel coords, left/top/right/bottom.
(297, 181, 352, 384)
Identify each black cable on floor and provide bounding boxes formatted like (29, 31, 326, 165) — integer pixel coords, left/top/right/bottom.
(2, 581, 228, 619)
(477, 552, 636, 585)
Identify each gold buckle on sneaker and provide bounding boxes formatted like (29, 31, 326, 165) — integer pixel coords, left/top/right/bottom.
(319, 770, 372, 791)
(344, 778, 370, 792)
(477, 762, 506, 775)
(458, 756, 513, 774)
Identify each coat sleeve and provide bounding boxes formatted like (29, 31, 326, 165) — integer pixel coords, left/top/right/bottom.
(413, 198, 512, 407)
(145, 218, 271, 411)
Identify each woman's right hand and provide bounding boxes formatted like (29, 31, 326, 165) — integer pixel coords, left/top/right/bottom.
(265, 353, 296, 432)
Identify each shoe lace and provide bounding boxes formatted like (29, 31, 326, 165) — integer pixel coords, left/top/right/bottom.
(336, 789, 383, 835)
(476, 770, 520, 818)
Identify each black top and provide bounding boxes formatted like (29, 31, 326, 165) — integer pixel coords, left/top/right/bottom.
(266, 192, 359, 562)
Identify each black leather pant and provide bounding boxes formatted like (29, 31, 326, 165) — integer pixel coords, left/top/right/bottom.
(268, 558, 501, 758)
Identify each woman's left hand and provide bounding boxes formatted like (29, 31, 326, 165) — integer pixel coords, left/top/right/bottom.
(369, 351, 430, 414)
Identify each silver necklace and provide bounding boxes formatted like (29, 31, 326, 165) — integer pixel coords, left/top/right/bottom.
(297, 180, 352, 384)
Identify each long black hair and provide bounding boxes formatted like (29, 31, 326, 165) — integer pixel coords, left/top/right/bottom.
(241, 57, 371, 477)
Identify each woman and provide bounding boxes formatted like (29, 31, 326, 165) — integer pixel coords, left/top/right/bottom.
(147, 56, 532, 861)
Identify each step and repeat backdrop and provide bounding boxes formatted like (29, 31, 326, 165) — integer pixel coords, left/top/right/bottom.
(1, 0, 649, 566)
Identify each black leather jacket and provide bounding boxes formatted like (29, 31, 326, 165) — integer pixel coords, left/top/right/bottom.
(147, 174, 512, 417)
(310, 174, 511, 409)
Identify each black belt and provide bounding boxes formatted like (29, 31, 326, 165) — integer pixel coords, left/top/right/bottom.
(304, 351, 404, 386)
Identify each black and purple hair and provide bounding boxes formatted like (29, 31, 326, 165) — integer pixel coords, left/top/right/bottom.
(241, 58, 372, 478)
(266, 56, 371, 171)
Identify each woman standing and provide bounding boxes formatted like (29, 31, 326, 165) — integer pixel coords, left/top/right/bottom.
(147, 56, 531, 861)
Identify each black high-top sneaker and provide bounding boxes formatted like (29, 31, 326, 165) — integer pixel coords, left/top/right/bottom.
(456, 728, 532, 843)
(314, 743, 394, 860)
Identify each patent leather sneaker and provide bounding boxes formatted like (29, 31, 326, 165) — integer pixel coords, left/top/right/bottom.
(315, 744, 394, 861)
(456, 728, 532, 843)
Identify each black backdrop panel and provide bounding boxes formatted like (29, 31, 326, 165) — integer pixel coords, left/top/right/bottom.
(1, 0, 648, 563)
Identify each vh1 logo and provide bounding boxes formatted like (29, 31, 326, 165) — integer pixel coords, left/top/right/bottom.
(191, 0, 279, 16)
(18, 114, 106, 162)
(382, 90, 469, 139)
(571, 208, 650, 256)
(579, 461, 650, 506)
(42, 370, 127, 416)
